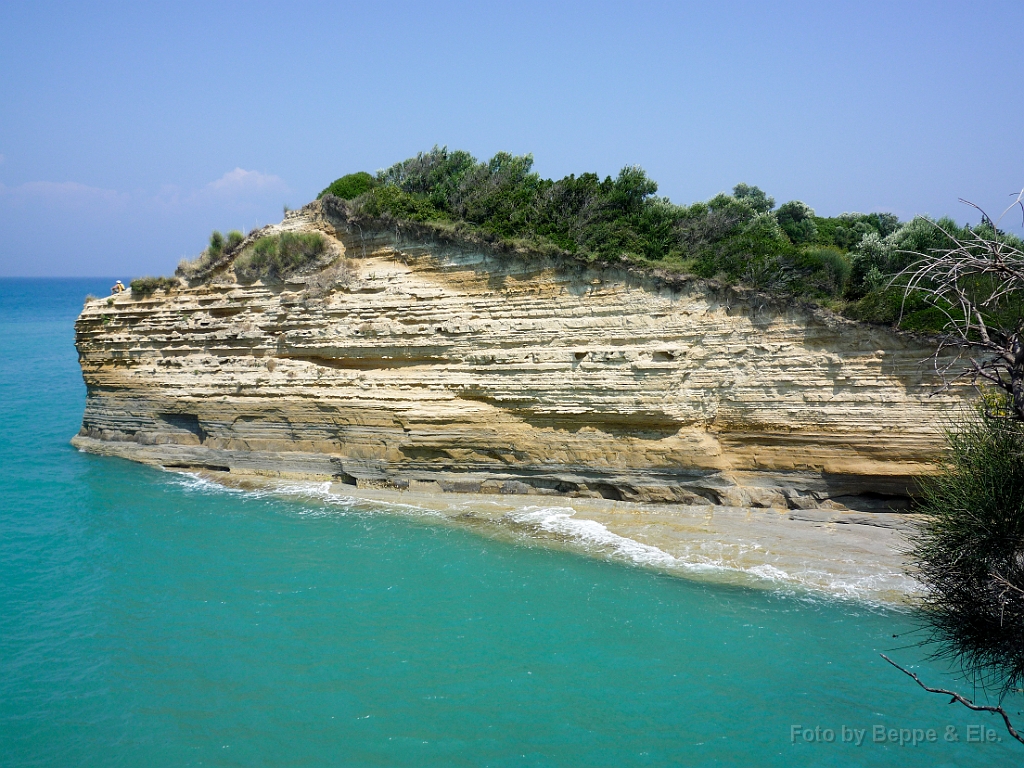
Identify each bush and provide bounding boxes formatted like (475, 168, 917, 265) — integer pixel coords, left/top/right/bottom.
(356, 185, 448, 222)
(796, 246, 851, 296)
(688, 205, 790, 281)
(911, 405, 1024, 695)
(776, 200, 818, 244)
(177, 229, 247, 280)
(317, 148, 1024, 329)
(336, 148, 912, 300)
(130, 276, 180, 297)
(732, 183, 775, 213)
(209, 230, 225, 257)
(377, 146, 477, 209)
(318, 172, 376, 200)
(234, 232, 326, 283)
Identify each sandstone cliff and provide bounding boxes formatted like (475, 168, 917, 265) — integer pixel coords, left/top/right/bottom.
(73, 201, 966, 511)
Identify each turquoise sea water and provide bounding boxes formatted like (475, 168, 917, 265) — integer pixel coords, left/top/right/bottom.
(1, 278, 1020, 767)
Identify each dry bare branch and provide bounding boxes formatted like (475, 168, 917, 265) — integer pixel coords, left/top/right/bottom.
(881, 654, 1024, 745)
(893, 195, 1024, 418)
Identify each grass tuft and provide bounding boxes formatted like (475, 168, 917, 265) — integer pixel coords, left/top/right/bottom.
(233, 232, 326, 283)
(130, 276, 180, 297)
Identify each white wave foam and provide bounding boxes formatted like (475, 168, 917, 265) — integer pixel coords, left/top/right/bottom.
(507, 505, 682, 569)
(504, 505, 918, 604)
(170, 473, 247, 494)
(746, 564, 791, 582)
(503, 507, 729, 573)
(820, 571, 923, 602)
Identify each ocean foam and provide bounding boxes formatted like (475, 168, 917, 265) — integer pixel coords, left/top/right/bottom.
(506, 505, 682, 569)
(171, 473, 247, 495)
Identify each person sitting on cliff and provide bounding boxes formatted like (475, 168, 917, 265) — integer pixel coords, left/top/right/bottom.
(111, 280, 125, 294)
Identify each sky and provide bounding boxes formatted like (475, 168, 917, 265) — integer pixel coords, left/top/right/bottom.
(1, 0, 1022, 277)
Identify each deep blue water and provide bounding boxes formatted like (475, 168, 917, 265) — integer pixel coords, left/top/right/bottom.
(1, 277, 1020, 766)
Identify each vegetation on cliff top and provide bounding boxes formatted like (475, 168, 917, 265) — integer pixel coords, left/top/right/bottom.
(177, 230, 246, 280)
(319, 147, 1023, 333)
(171, 147, 1023, 335)
(129, 276, 180, 297)
(177, 227, 328, 285)
(233, 232, 326, 284)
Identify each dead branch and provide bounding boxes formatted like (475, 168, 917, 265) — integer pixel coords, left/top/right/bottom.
(881, 654, 1024, 745)
(894, 195, 1024, 417)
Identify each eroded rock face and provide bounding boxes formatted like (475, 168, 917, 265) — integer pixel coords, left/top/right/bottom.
(73, 203, 965, 510)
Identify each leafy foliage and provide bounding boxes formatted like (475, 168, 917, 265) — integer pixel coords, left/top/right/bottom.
(776, 201, 818, 244)
(318, 172, 376, 200)
(359, 185, 448, 222)
(314, 148, 1020, 332)
(795, 246, 852, 296)
(732, 183, 775, 214)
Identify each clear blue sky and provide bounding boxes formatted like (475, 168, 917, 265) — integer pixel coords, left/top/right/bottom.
(1, 0, 1021, 277)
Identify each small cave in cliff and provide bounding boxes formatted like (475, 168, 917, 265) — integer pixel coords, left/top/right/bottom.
(159, 413, 206, 443)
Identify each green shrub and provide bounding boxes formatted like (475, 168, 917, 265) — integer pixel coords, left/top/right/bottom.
(377, 146, 477, 209)
(356, 185, 448, 222)
(234, 232, 326, 283)
(317, 148, 1024, 329)
(130, 276, 180, 297)
(339, 149, 840, 284)
(177, 229, 248, 280)
(689, 206, 791, 281)
(796, 246, 851, 296)
(776, 200, 818, 244)
(732, 183, 775, 213)
(209, 230, 225, 258)
(911, 405, 1024, 695)
(897, 305, 950, 333)
(845, 286, 906, 326)
(318, 172, 376, 200)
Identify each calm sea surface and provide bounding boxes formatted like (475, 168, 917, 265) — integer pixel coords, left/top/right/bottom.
(1, 277, 1019, 766)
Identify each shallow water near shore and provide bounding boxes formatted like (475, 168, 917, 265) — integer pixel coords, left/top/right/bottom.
(2, 278, 1020, 766)
(200, 474, 923, 605)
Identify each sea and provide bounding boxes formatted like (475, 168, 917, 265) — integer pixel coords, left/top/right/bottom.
(1, 277, 1019, 766)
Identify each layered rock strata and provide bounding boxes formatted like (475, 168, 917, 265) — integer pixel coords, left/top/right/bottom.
(73, 203, 965, 511)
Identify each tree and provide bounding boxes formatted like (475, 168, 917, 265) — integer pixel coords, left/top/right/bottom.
(886, 190, 1024, 745)
(318, 172, 376, 201)
(776, 200, 818, 244)
(732, 183, 774, 213)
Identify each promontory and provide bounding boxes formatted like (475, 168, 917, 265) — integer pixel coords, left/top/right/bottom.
(73, 182, 965, 514)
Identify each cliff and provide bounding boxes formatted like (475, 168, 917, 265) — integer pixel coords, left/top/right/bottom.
(73, 201, 966, 511)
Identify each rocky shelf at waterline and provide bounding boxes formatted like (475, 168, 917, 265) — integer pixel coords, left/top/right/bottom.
(73, 200, 967, 512)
